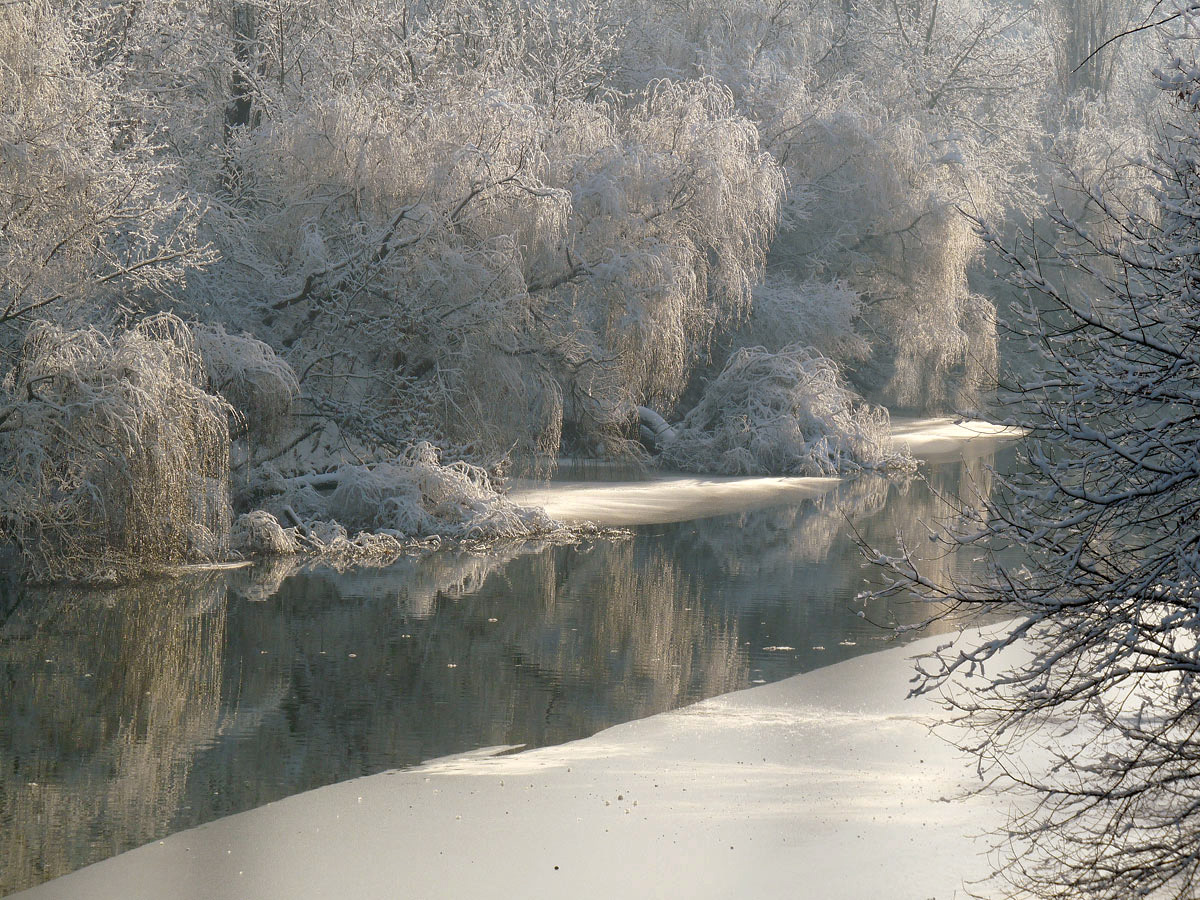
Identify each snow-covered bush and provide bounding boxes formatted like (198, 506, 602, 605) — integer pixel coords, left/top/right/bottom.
(0, 315, 233, 581)
(661, 343, 909, 476)
(229, 510, 300, 557)
(326, 443, 560, 538)
(238, 442, 570, 563)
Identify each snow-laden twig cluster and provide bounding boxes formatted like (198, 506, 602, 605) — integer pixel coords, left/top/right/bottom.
(237, 441, 580, 562)
(870, 13, 1200, 897)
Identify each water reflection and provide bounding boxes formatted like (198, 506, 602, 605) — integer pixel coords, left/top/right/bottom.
(1, 577, 227, 892)
(669, 452, 1001, 683)
(0, 450, 1010, 895)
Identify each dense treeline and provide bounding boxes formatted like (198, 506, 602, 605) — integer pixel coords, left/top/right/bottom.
(0, 0, 1158, 578)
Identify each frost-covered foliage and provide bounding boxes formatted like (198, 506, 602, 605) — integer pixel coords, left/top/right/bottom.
(0, 1, 207, 343)
(738, 278, 869, 365)
(769, 105, 1001, 409)
(235, 442, 570, 562)
(193, 324, 298, 445)
(661, 344, 909, 476)
(875, 15, 1200, 898)
(616, 0, 1050, 411)
(19, 0, 1058, 459)
(0, 315, 232, 582)
(71, 0, 782, 463)
(209, 68, 781, 460)
(0, 0, 1169, 580)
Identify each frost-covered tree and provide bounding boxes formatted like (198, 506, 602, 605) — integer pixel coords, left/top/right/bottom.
(0, 1, 207, 341)
(0, 315, 233, 582)
(201, 21, 783, 460)
(788, 0, 1047, 408)
(769, 101, 1002, 409)
(615, 0, 1049, 412)
(874, 11, 1200, 897)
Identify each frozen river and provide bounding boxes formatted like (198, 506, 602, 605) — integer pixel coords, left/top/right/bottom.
(0, 446, 1014, 896)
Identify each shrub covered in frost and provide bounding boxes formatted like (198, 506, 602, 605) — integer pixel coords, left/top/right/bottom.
(660, 343, 910, 477)
(0, 314, 233, 581)
(229, 510, 300, 557)
(326, 443, 562, 538)
(240, 442, 570, 563)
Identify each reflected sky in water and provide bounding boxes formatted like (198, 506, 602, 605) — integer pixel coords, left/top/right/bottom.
(0, 448, 1014, 895)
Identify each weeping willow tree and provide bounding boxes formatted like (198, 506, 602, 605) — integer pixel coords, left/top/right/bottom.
(0, 315, 233, 582)
(773, 106, 1002, 410)
(612, 0, 1048, 415)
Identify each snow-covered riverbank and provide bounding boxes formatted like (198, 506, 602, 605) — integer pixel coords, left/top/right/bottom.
(511, 416, 1019, 526)
(13, 625, 1021, 900)
(10, 417, 1025, 900)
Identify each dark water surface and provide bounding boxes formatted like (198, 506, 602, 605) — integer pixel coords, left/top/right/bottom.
(0, 449, 1012, 895)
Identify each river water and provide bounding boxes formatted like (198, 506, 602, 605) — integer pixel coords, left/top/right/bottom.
(0, 448, 1012, 895)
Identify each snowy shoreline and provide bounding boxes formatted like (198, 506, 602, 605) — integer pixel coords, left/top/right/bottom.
(512, 416, 1020, 526)
(13, 625, 1021, 900)
(11, 417, 1025, 900)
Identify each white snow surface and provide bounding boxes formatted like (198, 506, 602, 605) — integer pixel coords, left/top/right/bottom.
(888, 416, 1019, 460)
(510, 471, 844, 526)
(511, 416, 1019, 526)
(13, 626, 1022, 900)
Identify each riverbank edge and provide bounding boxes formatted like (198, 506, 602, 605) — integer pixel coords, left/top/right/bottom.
(509, 416, 1021, 526)
(12, 623, 1026, 900)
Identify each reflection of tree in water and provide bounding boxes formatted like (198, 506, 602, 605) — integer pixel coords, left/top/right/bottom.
(657, 452, 1003, 679)
(224, 547, 524, 614)
(186, 539, 743, 816)
(675, 474, 895, 577)
(0, 455, 1004, 894)
(672, 452, 997, 594)
(518, 540, 743, 722)
(674, 453, 996, 578)
(0, 575, 228, 894)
